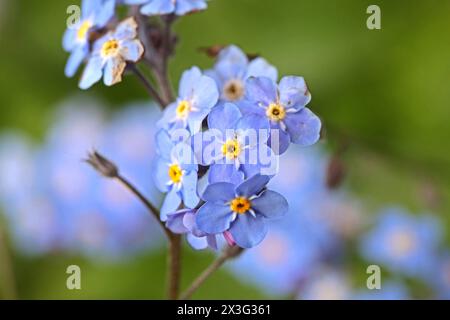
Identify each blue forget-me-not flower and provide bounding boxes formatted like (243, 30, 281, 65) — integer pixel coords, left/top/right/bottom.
(196, 174, 288, 248)
(63, 0, 116, 77)
(243, 76, 322, 154)
(79, 17, 144, 89)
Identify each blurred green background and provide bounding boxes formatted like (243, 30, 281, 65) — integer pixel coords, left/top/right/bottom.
(0, 0, 449, 299)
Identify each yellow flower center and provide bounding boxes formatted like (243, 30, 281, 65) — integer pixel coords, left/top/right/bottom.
(168, 164, 183, 184)
(221, 139, 241, 160)
(223, 79, 244, 101)
(77, 20, 92, 41)
(266, 103, 286, 121)
(101, 39, 120, 58)
(230, 197, 251, 214)
(176, 100, 191, 120)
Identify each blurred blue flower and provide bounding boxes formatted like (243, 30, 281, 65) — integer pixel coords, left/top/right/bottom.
(158, 66, 219, 134)
(79, 17, 144, 89)
(0, 132, 36, 213)
(153, 129, 200, 221)
(243, 76, 321, 154)
(205, 45, 278, 103)
(63, 0, 116, 77)
(428, 252, 450, 299)
(166, 209, 218, 250)
(124, 0, 207, 16)
(0, 99, 165, 259)
(196, 174, 288, 248)
(360, 207, 442, 279)
(192, 102, 276, 185)
(352, 281, 409, 300)
(298, 269, 351, 300)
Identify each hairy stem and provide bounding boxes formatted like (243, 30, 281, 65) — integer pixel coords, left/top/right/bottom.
(167, 234, 182, 299)
(0, 226, 17, 299)
(180, 246, 244, 300)
(115, 174, 171, 240)
(117, 174, 182, 299)
(155, 15, 176, 105)
(128, 64, 166, 108)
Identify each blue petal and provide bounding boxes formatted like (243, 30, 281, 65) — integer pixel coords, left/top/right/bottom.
(141, 0, 176, 16)
(190, 74, 219, 113)
(229, 214, 267, 248)
(79, 55, 104, 90)
(182, 211, 205, 236)
(236, 113, 269, 133)
(237, 99, 265, 117)
(166, 210, 190, 234)
(172, 142, 197, 172)
(94, 0, 115, 27)
(268, 124, 290, 155)
(160, 187, 181, 221)
(196, 202, 233, 234)
(217, 45, 248, 66)
(207, 234, 218, 251)
(214, 60, 247, 85)
(187, 233, 208, 250)
(240, 144, 278, 177)
(191, 130, 222, 166)
(244, 76, 277, 106)
(284, 108, 322, 146)
(208, 164, 245, 185)
(187, 108, 210, 135)
(175, 0, 207, 15)
(181, 171, 200, 209)
(114, 17, 139, 40)
(179, 66, 202, 98)
(251, 190, 288, 220)
(65, 45, 88, 77)
(157, 102, 178, 129)
(207, 103, 242, 134)
(124, 0, 148, 4)
(82, 0, 101, 18)
(152, 157, 170, 192)
(246, 57, 278, 82)
(236, 174, 269, 197)
(201, 182, 236, 203)
(62, 27, 76, 52)
(103, 57, 126, 86)
(120, 40, 144, 62)
(278, 76, 311, 110)
(155, 129, 174, 160)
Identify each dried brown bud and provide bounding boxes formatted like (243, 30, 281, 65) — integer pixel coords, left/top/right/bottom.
(85, 151, 119, 178)
(326, 155, 346, 189)
(198, 45, 225, 58)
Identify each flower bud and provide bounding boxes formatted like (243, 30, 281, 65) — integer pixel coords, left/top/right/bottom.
(85, 151, 118, 178)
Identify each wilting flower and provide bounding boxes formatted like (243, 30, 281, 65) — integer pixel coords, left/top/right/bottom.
(79, 17, 144, 89)
(158, 66, 219, 134)
(196, 174, 288, 248)
(192, 102, 277, 184)
(153, 129, 199, 221)
(63, 0, 116, 77)
(243, 76, 321, 154)
(124, 0, 208, 16)
(206, 45, 278, 103)
(360, 207, 442, 278)
(166, 209, 218, 250)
